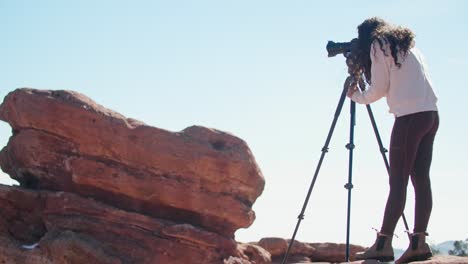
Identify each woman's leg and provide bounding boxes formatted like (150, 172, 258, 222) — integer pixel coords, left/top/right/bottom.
(396, 113, 438, 264)
(411, 112, 439, 233)
(380, 112, 436, 235)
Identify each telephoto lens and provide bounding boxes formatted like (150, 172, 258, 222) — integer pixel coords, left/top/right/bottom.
(326, 38, 358, 57)
(326, 41, 352, 57)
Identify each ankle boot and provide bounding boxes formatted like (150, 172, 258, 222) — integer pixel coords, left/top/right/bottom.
(396, 232, 433, 264)
(355, 232, 394, 262)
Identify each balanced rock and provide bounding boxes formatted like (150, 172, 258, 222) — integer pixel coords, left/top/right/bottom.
(0, 88, 265, 236)
(0, 88, 265, 263)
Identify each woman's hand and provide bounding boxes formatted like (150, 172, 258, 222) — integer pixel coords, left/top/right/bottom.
(347, 83, 357, 99)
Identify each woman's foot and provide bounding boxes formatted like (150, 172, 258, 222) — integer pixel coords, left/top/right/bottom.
(396, 232, 433, 264)
(355, 232, 395, 262)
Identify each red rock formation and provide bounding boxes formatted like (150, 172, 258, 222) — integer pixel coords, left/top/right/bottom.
(237, 237, 468, 264)
(0, 88, 265, 263)
(0, 185, 238, 263)
(0, 88, 264, 237)
(348, 256, 468, 264)
(254, 237, 365, 263)
(227, 243, 271, 264)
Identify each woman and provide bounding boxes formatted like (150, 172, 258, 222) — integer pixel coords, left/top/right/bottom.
(347, 17, 439, 263)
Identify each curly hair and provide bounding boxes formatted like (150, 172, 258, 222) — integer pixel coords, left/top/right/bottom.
(356, 17, 415, 83)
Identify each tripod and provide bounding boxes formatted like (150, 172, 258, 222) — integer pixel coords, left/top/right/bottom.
(281, 70, 410, 264)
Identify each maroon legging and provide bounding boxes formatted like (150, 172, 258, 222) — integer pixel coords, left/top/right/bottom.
(380, 111, 439, 235)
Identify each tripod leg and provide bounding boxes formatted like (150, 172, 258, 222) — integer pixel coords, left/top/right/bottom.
(280, 79, 351, 264)
(364, 104, 411, 238)
(344, 100, 356, 262)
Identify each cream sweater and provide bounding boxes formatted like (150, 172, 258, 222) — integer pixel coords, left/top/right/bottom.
(351, 40, 438, 117)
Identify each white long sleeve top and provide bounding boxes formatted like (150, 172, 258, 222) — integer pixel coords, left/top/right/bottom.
(351, 40, 438, 117)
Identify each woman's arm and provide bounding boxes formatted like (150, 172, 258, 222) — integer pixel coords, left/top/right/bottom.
(351, 41, 390, 104)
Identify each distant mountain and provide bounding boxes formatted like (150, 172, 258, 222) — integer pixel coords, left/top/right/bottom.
(393, 240, 456, 259)
(433, 241, 456, 255)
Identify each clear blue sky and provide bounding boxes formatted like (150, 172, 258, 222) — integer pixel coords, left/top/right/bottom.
(1, 0, 467, 249)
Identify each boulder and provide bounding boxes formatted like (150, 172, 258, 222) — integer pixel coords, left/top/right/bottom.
(0, 88, 265, 263)
(0, 88, 265, 236)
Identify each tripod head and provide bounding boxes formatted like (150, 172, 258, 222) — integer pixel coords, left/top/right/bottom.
(343, 53, 366, 94)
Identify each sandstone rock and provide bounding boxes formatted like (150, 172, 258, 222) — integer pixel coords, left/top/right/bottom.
(257, 237, 290, 257)
(224, 256, 251, 264)
(251, 237, 468, 264)
(254, 237, 365, 263)
(347, 255, 468, 264)
(309, 242, 365, 262)
(236, 243, 271, 264)
(0, 185, 237, 263)
(0, 88, 265, 237)
(415, 255, 468, 264)
(0, 88, 266, 263)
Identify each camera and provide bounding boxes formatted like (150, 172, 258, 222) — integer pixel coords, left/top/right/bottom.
(326, 38, 363, 75)
(326, 38, 358, 57)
